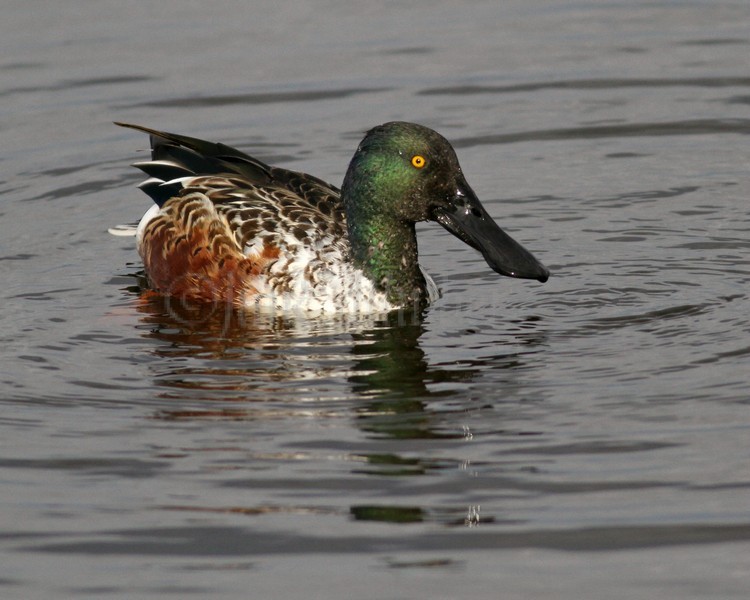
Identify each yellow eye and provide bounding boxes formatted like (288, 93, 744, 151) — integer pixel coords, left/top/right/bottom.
(411, 155, 426, 169)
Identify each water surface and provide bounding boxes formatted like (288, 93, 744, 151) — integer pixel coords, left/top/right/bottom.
(2, 1, 749, 598)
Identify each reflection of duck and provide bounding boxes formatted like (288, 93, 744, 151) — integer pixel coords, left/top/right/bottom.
(116, 121, 548, 314)
(131, 292, 402, 418)
(348, 312, 479, 439)
(130, 293, 477, 425)
(131, 291, 544, 438)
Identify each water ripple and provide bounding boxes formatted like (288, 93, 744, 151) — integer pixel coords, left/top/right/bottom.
(452, 119, 750, 148)
(419, 76, 750, 96)
(119, 87, 391, 109)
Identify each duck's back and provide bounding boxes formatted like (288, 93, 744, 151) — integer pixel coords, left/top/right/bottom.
(120, 123, 393, 313)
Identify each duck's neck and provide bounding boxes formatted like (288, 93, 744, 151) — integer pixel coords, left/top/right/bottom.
(345, 206, 426, 307)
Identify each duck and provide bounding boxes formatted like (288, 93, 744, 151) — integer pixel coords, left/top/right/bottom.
(115, 121, 549, 313)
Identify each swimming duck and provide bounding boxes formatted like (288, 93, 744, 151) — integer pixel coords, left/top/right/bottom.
(116, 121, 548, 313)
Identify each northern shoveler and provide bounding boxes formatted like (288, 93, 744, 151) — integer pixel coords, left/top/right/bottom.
(115, 121, 548, 313)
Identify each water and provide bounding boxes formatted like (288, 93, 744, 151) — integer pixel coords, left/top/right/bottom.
(2, 1, 750, 598)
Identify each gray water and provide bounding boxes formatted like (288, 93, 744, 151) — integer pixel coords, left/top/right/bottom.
(2, 1, 750, 598)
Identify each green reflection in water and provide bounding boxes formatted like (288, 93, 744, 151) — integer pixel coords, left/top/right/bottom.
(350, 505, 425, 524)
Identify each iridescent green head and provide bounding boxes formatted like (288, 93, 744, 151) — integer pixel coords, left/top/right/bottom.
(341, 121, 548, 305)
(342, 122, 463, 223)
